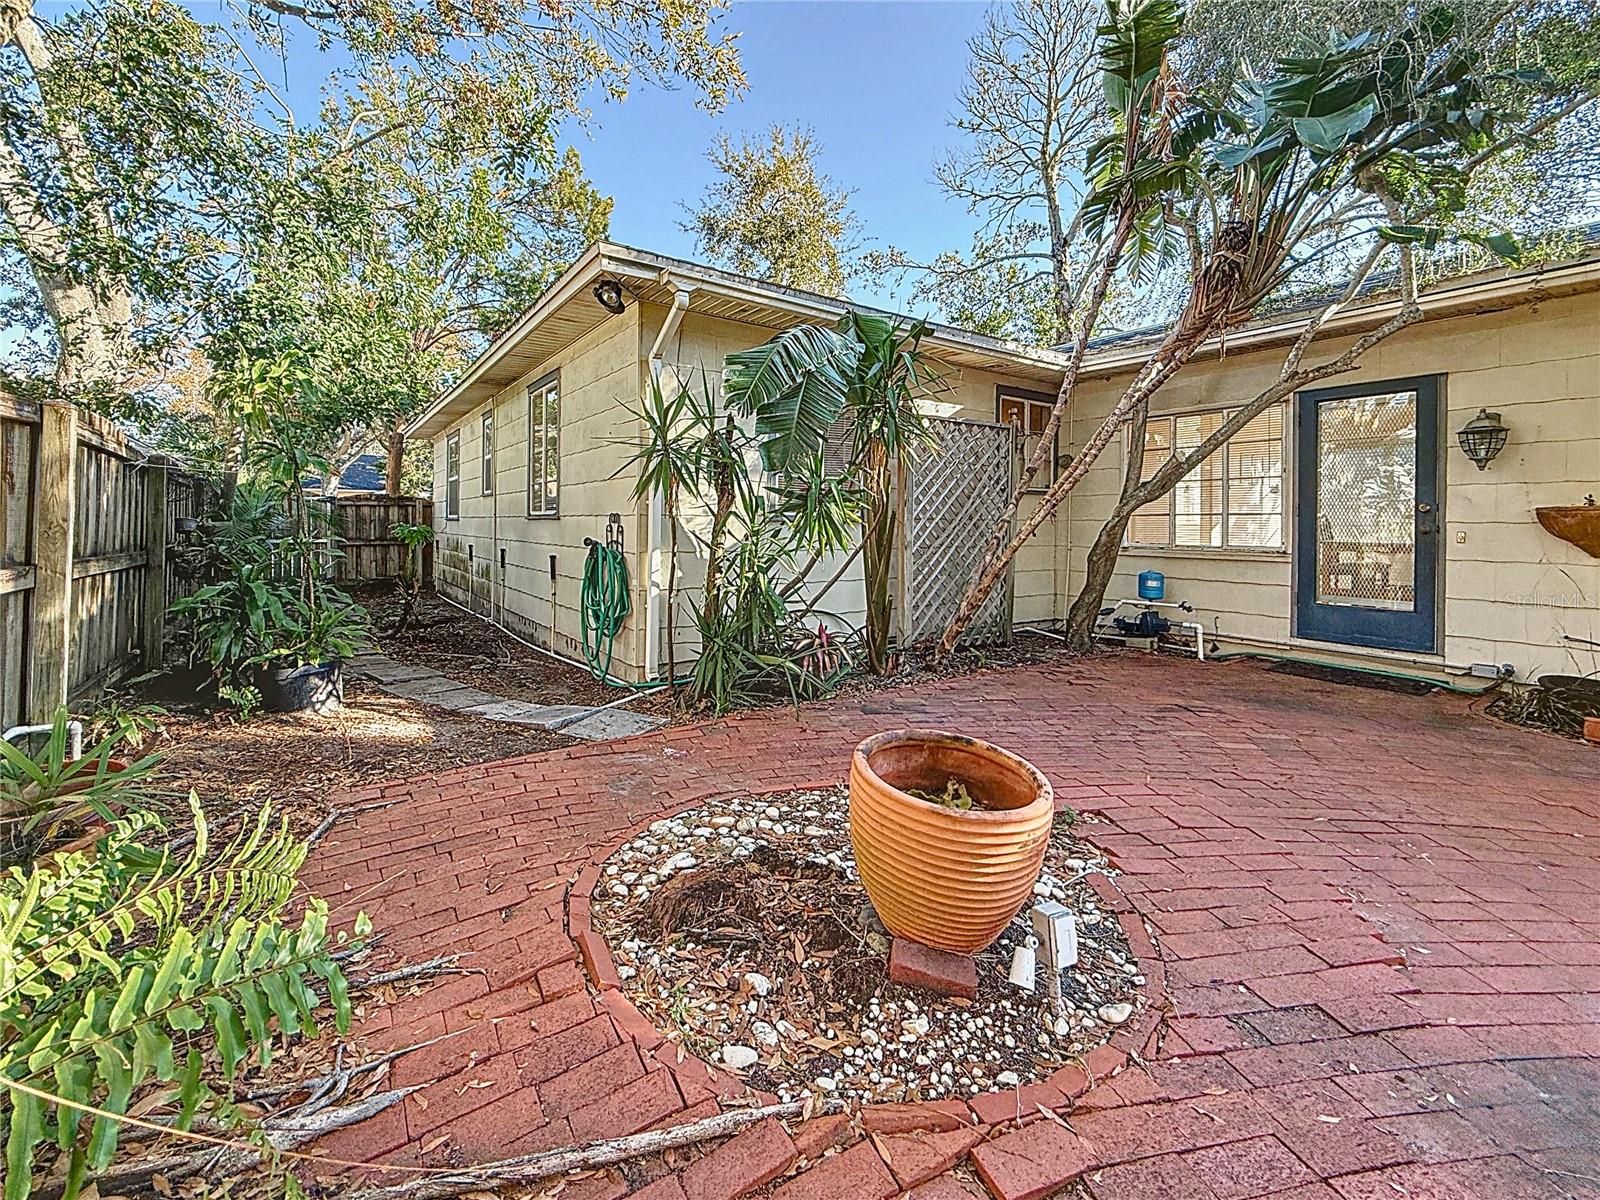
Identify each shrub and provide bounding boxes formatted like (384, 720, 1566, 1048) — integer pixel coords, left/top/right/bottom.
(0, 719, 363, 1200)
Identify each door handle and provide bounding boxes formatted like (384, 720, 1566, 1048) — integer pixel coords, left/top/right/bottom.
(1418, 523, 1435, 536)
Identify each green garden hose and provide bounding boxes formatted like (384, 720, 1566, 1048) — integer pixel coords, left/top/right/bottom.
(581, 538, 634, 684)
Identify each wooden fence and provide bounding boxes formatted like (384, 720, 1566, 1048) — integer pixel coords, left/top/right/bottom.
(1, 398, 433, 727)
(1, 399, 191, 728)
(321, 494, 434, 584)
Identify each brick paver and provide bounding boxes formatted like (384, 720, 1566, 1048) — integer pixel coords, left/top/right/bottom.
(303, 654, 1600, 1198)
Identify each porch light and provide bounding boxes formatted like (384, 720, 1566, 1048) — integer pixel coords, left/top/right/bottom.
(1457, 408, 1508, 470)
(592, 279, 626, 315)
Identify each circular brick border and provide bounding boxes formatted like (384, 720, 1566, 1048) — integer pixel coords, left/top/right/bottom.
(563, 782, 1171, 1136)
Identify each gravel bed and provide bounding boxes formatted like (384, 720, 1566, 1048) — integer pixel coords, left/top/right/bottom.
(590, 785, 1146, 1104)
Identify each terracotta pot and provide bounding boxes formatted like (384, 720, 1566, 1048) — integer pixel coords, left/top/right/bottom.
(1535, 506, 1600, 558)
(848, 729, 1053, 954)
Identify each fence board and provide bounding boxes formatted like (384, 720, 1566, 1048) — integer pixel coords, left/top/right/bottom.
(323, 495, 433, 583)
(0, 405, 36, 729)
(1, 399, 210, 724)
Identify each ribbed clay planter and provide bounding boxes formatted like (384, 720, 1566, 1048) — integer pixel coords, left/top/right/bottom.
(848, 729, 1053, 954)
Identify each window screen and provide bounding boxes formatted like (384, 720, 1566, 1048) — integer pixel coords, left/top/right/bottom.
(481, 411, 494, 495)
(445, 432, 461, 519)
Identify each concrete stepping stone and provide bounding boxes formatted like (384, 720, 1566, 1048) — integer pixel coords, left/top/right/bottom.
(560, 708, 668, 740)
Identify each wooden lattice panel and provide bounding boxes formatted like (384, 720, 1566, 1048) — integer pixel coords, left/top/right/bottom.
(903, 417, 1015, 648)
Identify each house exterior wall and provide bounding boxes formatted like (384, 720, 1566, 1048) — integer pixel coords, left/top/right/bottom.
(646, 304, 1070, 669)
(1065, 289, 1600, 682)
(429, 304, 648, 677)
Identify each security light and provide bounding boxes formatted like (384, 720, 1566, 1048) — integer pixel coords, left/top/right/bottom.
(592, 279, 626, 315)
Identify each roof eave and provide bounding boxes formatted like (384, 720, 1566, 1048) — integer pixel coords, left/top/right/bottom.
(1080, 253, 1600, 378)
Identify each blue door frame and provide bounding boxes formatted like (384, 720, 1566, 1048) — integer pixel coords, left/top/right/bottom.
(1294, 376, 1443, 654)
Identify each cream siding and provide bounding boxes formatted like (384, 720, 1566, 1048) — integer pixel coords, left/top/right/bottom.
(431, 304, 648, 677)
(1067, 290, 1600, 681)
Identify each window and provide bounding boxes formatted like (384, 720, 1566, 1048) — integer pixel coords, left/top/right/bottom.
(997, 387, 1059, 492)
(481, 411, 494, 494)
(1128, 405, 1284, 550)
(444, 431, 461, 519)
(528, 372, 559, 518)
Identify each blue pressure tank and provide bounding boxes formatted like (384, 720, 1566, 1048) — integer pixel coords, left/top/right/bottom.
(1137, 570, 1165, 601)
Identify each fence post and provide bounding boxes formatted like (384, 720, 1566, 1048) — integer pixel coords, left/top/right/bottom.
(27, 401, 77, 719)
(419, 498, 436, 585)
(141, 459, 169, 670)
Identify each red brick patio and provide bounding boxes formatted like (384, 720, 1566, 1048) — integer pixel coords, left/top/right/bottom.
(302, 652, 1600, 1199)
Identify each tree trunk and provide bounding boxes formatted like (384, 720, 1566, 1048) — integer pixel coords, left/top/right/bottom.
(385, 422, 406, 495)
(860, 442, 895, 674)
(1062, 507, 1134, 650)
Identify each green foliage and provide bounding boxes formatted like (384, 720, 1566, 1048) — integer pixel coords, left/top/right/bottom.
(719, 312, 938, 675)
(688, 494, 856, 714)
(167, 351, 371, 696)
(83, 695, 168, 756)
(0, 718, 362, 1200)
(625, 369, 859, 713)
(173, 568, 368, 675)
(0, 715, 162, 869)
(681, 124, 859, 295)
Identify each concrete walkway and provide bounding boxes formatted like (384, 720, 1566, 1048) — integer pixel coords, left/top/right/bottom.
(306, 653, 1600, 1200)
(348, 652, 667, 741)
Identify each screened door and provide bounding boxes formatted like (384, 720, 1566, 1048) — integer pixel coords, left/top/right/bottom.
(1294, 377, 1442, 653)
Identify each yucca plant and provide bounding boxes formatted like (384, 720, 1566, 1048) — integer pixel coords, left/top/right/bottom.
(722, 312, 938, 675)
(0, 787, 363, 1200)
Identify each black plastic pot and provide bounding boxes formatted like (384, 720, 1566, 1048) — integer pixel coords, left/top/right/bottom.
(254, 659, 344, 714)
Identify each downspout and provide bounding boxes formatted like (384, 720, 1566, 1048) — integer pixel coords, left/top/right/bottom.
(642, 281, 693, 681)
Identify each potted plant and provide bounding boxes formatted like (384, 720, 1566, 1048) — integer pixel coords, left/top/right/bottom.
(174, 562, 367, 714)
(848, 729, 1053, 954)
(169, 351, 371, 715)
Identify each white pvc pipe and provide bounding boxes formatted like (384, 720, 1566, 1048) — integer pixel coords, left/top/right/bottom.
(642, 283, 694, 683)
(434, 590, 593, 674)
(4, 721, 83, 759)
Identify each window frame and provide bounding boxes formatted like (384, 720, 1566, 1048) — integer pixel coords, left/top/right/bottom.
(995, 385, 1060, 495)
(444, 430, 461, 521)
(480, 410, 494, 495)
(527, 370, 560, 519)
(1125, 402, 1288, 553)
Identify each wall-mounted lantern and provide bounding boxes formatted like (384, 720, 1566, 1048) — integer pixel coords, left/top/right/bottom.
(591, 278, 626, 315)
(1456, 408, 1508, 470)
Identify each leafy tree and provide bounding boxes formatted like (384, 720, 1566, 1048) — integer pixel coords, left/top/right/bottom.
(868, 0, 1109, 343)
(937, 0, 1600, 656)
(0, 0, 743, 436)
(682, 124, 860, 295)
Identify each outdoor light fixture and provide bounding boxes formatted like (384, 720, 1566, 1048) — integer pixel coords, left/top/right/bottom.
(1457, 408, 1508, 470)
(592, 278, 626, 315)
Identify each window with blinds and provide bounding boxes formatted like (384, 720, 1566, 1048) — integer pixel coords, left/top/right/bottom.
(444, 431, 461, 520)
(1128, 405, 1284, 550)
(528, 372, 559, 518)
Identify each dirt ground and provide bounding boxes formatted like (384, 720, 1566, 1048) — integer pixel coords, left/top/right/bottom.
(149, 678, 576, 835)
(357, 583, 621, 707)
(360, 583, 1079, 723)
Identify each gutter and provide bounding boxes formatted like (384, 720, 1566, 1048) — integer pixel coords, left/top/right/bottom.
(642, 280, 694, 682)
(1081, 254, 1600, 378)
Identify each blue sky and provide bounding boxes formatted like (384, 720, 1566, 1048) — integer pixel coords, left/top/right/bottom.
(571, 1, 995, 310)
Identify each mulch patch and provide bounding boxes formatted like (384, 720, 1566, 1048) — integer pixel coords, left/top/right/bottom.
(355, 584, 620, 709)
(591, 785, 1145, 1106)
(148, 678, 577, 837)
